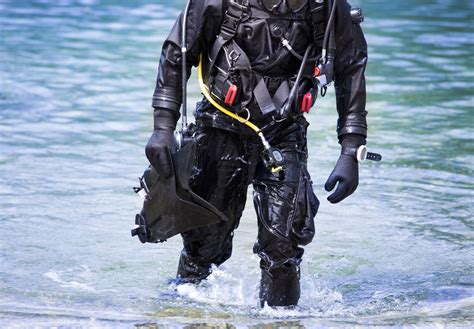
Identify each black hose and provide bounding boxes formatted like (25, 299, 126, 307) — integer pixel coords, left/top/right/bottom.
(284, 40, 321, 62)
(288, 0, 337, 65)
(181, 0, 191, 129)
(280, 45, 313, 118)
(322, 0, 337, 61)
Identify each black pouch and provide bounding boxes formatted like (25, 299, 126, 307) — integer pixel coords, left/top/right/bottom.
(206, 39, 254, 111)
(290, 167, 318, 246)
(131, 141, 228, 243)
(294, 77, 318, 114)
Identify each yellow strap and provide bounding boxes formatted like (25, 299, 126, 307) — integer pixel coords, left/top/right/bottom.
(197, 55, 261, 134)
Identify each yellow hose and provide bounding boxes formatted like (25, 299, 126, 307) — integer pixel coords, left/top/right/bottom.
(197, 55, 262, 135)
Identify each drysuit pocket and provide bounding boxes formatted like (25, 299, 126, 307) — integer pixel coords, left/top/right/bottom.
(290, 167, 318, 246)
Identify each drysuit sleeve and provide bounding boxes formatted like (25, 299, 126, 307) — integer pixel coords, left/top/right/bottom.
(151, 0, 224, 116)
(333, 0, 368, 139)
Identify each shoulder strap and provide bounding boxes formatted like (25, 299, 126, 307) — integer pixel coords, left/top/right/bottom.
(220, 0, 249, 41)
(208, 0, 249, 74)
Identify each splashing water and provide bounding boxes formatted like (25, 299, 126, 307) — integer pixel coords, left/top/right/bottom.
(1, 0, 473, 327)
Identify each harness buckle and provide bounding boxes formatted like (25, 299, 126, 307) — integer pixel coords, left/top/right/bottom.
(221, 16, 241, 39)
(133, 174, 150, 200)
(221, 0, 249, 39)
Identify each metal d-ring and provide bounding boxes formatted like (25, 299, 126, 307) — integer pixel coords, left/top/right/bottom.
(228, 49, 241, 62)
(237, 107, 251, 123)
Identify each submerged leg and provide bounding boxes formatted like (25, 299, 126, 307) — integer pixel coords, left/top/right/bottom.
(253, 119, 319, 307)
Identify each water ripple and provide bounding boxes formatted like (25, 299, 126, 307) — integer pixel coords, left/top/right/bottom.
(1, 0, 473, 326)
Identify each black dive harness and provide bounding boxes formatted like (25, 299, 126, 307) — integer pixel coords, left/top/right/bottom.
(206, 0, 324, 119)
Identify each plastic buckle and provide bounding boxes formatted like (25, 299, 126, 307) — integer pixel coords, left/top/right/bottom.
(133, 174, 150, 199)
(225, 84, 238, 106)
(301, 92, 312, 113)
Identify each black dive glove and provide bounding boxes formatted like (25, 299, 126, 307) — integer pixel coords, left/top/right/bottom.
(325, 134, 366, 204)
(145, 108, 178, 178)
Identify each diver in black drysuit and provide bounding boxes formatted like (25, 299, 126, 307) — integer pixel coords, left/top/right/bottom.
(145, 0, 368, 307)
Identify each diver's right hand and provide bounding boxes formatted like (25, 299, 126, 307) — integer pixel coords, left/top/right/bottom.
(145, 108, 178, 178)
(145, 130, 176, 178)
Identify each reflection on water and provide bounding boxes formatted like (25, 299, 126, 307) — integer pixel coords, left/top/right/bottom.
(0, 0, 473, 327)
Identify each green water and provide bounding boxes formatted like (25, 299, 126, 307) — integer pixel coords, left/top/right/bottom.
(0, 0, 473, 327)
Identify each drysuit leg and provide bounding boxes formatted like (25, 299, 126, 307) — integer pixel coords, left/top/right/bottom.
(176, 126, 259, 283)
(253, 120, 319, 307)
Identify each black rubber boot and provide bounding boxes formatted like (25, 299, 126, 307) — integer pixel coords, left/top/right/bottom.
(259, 265, 301, 307)
(175, 250, 213, 284)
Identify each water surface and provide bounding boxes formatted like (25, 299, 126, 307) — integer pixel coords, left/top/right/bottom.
(1, 0, 473, 327)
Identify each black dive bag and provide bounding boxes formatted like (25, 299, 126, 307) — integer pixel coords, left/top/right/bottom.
(132, 140, 228, 243)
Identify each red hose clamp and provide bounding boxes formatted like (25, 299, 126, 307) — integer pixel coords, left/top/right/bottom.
(225, 84, 238, 106)
(301, 92, 312, 113)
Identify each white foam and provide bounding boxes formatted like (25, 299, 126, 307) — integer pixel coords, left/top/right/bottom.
(175, 266, 257, 306)
(43, 267, 96, 293)
(173, 264, 349, 320)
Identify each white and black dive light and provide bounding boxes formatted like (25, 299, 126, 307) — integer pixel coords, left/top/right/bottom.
(355, 145, 382, 162)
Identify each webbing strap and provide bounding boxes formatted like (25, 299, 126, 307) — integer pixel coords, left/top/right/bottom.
(254, 77, 276, 115)
(208, 0, 249, 80)
(272, 80, 290, 111)
(253, 77, 291, 116)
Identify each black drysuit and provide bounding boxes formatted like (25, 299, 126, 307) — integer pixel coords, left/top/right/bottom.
(150, 0, 368, 307)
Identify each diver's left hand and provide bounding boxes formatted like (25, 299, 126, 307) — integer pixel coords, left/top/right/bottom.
(324, 154, 359, 204)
